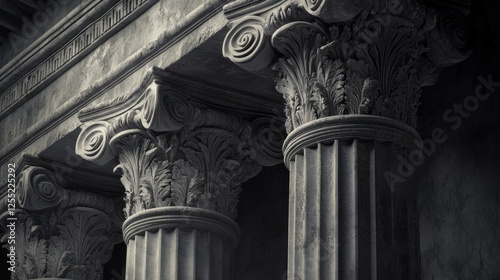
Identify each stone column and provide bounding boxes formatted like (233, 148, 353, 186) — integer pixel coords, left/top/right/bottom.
(283, 115, 422, 279)
(122, 207, 239, 279)
(0, 166, 122, 280)
(75, 70, 281, 280)
(109, 127, 258, 280)
(222, 0, 472, 279)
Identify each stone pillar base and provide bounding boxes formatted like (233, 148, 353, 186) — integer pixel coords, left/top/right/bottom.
(122, 207, 240, 280)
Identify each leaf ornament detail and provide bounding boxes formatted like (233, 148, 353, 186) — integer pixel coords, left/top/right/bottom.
(170, 159, 205, 207)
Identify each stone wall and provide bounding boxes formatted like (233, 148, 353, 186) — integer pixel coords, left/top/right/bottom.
(415, 1, 500, 275)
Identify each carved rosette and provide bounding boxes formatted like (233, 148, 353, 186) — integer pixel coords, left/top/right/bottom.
(0, 167, 122, 280)
(223, 0, 472, 130)
(76, 76, 282, 220)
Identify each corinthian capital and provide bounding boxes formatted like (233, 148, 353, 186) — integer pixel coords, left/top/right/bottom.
(1, 166, 122, 280)
(223, 0, 473, 130)
(76, 68, 285, 219)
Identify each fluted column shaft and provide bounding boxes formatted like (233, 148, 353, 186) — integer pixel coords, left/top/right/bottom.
(284, 115, 421, 280)
(122, 207, 239, 280)
(102, 126, 262, 280)
(222, 0, 472, 278)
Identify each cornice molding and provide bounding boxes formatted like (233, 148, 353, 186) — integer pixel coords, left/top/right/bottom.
(79, 68, 285, 122)
(76, 67, 285, 167)
(222, 0, 473, 131)
(0, 0, 228, 170)
(0, 0, 159, 121)
(223, 0, 286, 20)
(0, 0, 109, 81)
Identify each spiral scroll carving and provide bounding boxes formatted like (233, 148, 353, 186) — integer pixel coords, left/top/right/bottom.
(223, 16, 273, 71)
(249, 117, 285, 166)
(140, 88, 156, 128)
(140, 87, 194, 132)
(1, 182, 122, 280)
(17, 166, 65, 211)
(75, 121, 115, 165)
(163, 90, 195, 128)
(302, 0, 322, 14)
(221, 0, 474, 131)
(427, 8, 472, 67)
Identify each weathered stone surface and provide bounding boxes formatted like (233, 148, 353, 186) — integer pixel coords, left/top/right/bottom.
(74, 66, 286, 279)
(0, 0, 499, 279)
(75, 67, 285, 218)
(283, 115, 421, 279)
(123, 207, 239, 280)
(0, 166, 122, 280)
(221, 0, 475, 279)
(223, 0, 472, 129)
(0, 0, 227, 183)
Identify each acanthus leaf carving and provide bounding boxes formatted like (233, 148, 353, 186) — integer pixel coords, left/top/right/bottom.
(140, 159, 173, 209)
(223, 0, 473, 130)
(47, 235, 71, 279)
(170, 159, 206, 208)
(1, 166, 122, 280)
(176, 127, 261, 219)
(51, 209, 116, 280)
(111, 130, 162, 218)
(1, 211, 48, 280)
(77, 75, 285, 219)
(272, 21, 329, 132)
(108, 111, 264, 219)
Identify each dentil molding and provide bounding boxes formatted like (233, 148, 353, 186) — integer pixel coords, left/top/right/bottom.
(0, 0, 159, 120)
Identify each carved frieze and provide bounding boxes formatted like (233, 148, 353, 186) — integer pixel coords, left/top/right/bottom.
(223, 0, 473, 130)
(0, 0, 159, 119)
(0, 166, 122, 280)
